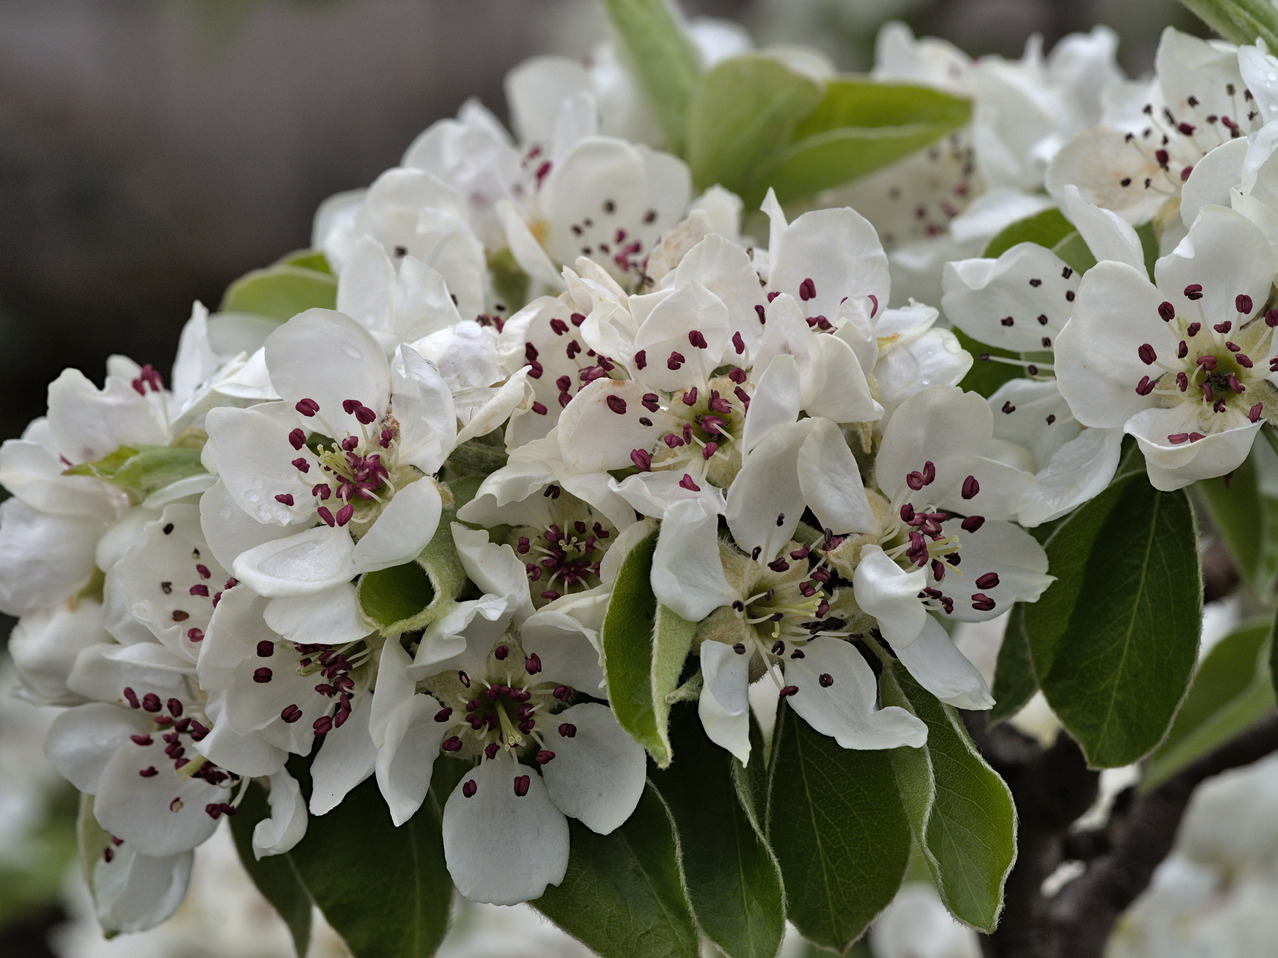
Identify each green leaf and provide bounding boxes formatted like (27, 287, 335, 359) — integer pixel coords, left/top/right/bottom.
(1145, 618, 1276, 788)
(1179, 0, 1278, 49)
(277, 248, 333, 275)
(357, 497, 467, 635)
(686, 56, 822, 195)
(762, 80, 971, 205)
(1196, 443, 1278, 600)
(221, 264, 337, 321)
(765, 707, 911, 951)
(64, 444, 207, 504)
(981, 208, 1075, 259)
(228, 782, 313, 957)
(286, 776, 451, 958)
(879, 666, 1017, 932)
(1025, 474, 1201, 767)
(601, 528, 694, 766)
(534, 785, 699, 958)
(652, 705, 786, 958)
(600, 0, 701, 154)
(990, 604, 1039, 724)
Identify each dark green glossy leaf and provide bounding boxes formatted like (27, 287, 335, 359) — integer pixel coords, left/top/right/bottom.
(990, 604, 1038, 725)
(1025, 474, 1201, 767)
(765, 707, 911, 952)
(221, 264, 337, 321)
(534, 785, 699, 958)
(652, 705, 785, 958)
(1146, 618, 1275, 788)
(762, 80, 971, 205)
(686, 56, 822, 195)
(286, 776, 451, 958)
(229, 782, 313, 957)
(879, 667, 1017, 932)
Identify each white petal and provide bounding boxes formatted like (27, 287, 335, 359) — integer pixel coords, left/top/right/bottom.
(375, 693, 446, 826)
(309, 699, 376, 815)
(697, 640, 753, 765)
(264, 309, 390, 417)
(93, 844, 193, 934)
(851, 545, 928, 648)
(252, 769, 309, 857)
(44, 704, 149, 793)
(93, 740, 223, 855)
(1060, 184, 1145, 271)
(540, 702, 646, 834)
(1155, 206, 1274, 325)
(784, 637, 926, 749)
(443, 757, 570, 904)
(726, 422, 807, 559)
(895, 617, 994, 710)
(798, 418, 875, 535)
(233, 524, 357, 597)
(651, 498, 736, 623)
(263, 583, 369, 645)
(351, 476, 442, 573)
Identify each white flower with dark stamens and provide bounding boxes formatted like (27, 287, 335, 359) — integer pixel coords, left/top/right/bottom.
(846, 387, 1051, 705)
(387, 623, 645, 904)
(1055, 206, 1278, 489)
(499, 135, 693, 290)
(1047, 28, 1262, 237)
(941, 232, 1123, 523)
(197, 585, 378, 814)
(201, 309, 453, 638)
(652, 426, 924, 763)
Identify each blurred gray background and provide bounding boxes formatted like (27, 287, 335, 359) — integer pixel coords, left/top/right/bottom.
(0, 0, 1200, 442)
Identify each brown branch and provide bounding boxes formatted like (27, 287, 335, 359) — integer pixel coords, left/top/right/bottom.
(1040, 713, 1278, 958)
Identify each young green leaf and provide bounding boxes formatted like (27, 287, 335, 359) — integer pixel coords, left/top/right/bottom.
(534, 785, 699, 958)
(221, 264, 337, 321)
(879, 666, 1017, 932)
(762, 80, 971, 205)
(765, 707, 912, 952)
(1195, 443, 1278, 601)
(1145, 618, 1275, 789)
(228, 782, 313, 958)
(652, 705, 786, 958)
(1025, 474, 1201, 768)
(601, 529, 694, 766)
(285, 776, 451, 958)
(989, 604, 1039, 725)
(357, 505, 466, 635)
(599, 0, 701, 154)
(685, 56, 822, 195)
(981, 208, 1075, 259)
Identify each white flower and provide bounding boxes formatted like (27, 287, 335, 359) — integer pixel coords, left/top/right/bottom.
(1055, 206, 1278, 489)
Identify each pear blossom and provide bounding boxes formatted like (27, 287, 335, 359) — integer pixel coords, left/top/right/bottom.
(200, 309, 454, 640)
(1054, 205, 1278, 489)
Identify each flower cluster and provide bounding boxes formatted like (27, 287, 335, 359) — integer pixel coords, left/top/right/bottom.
(8, 5, 1278, 948)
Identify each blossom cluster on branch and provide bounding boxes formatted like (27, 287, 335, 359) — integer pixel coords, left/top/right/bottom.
(6, 3, 1278, 955)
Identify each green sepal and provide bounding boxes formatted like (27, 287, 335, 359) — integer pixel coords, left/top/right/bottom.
(765, 706, 912, 952)
(220, 263, 337, 321)
(357, 498, 467, 635)
(1146, 617, 1276, 789)
(534, 784, 700, 958)
(227, 781, 313, 957)
(761, 79, 972, 206)
(879, 666, 1017, 932)
(1024, 473, 1201, 767)
(651, 704, 786, 958)
(685, 56, 822, 196)
(64, 444, 207, 505)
